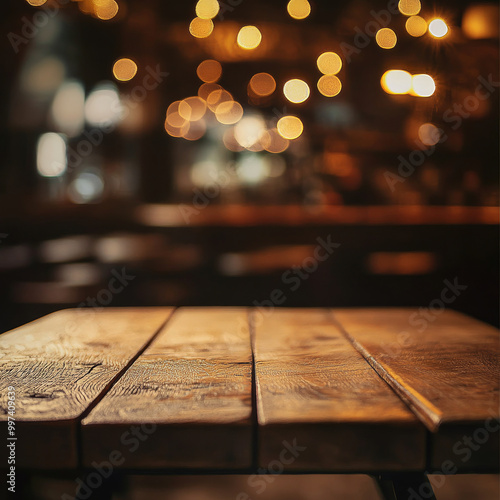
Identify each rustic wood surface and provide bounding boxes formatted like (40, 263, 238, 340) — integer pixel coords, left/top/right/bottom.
(252, 308, 426, 471)
(81, 307, 253, 469)
(333, 308, 500, 470)
(0, 307, 172, 468)
(2, 306, 498, 472)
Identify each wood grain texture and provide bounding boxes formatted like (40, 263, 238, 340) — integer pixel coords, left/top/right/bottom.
(0, 307, 172, 468)
(333, 308, 500, 470)
(253, 308, 425, 472)
(82, 307, 253, 470)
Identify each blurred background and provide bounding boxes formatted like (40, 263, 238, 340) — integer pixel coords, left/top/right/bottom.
(0, 0, 498, 332)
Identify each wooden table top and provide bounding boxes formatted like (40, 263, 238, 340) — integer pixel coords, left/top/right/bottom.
(0, 307, 498, 473)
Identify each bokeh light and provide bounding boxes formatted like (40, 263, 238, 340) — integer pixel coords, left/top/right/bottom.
(283, 79, 310, 104)
(112, 58, 137, 81)
(418, 123, 441, 146)
(51, 81, 85, 137)
(198, 83, 221, 100)
(277, 116, 304, 140)
(69, 170, 104, 204)
(406, 16, 427, 37)
(237, 26, 262, 50)
(85, 83, 122, 127)
(317, 75, 342, 97)
(189, 17, 214, 38)
(287, 0, 311, 20)
(316, 52, 342, 75)
(179, 97, 207, 121)
(398, 0, 421, 16)
(196, 60, 222, 83)
(95, 0, 119, 20)
(264, 128, 290, 154)
(26, 0, 47, 6)
(234, 115, 266, 148)
(207, 88, 233, 112)
(380, 70, 412, 95)
(428, 18, 449, 38)
(195, 0, 220, 20)
(249, 73, 276, 97)
(183, 119, 207, 141)
(36, 133, 67, 178)
(411, 74, 436, 97)
(215, 101, 244, 125)
(462, 5, 500, 39)
(375, 28, 397, 49)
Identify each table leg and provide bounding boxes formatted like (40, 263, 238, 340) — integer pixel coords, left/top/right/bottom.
(375, 473, 437, 500)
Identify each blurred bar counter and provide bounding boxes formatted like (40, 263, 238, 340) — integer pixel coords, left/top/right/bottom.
(0, 202, 498, 333)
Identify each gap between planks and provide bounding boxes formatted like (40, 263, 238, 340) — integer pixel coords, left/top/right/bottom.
(328, 309, 440, 431)
(75, 309, 176, 467)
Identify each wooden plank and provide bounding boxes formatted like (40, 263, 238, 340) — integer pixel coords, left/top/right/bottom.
(0, 307, 172, 469)
(253, 308, 425, 472)
(81, 307, 253, 470)
(333, 308, 500, 471)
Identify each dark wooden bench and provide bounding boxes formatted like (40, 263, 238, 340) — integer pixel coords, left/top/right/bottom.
(1, 307, 498, 499)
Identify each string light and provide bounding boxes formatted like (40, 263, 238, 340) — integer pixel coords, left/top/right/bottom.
(316, 52, 342, 75)
(428, 18, 449, 38)
(317, 75, 342, 97)
(283, 79, 310, 104)
(237, 26, 262, 50)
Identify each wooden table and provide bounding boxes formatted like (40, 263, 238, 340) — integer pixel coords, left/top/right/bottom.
(1, 307, 498, 499)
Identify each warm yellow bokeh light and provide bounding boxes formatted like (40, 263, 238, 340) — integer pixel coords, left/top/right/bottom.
(381, 70, 412, 94)
(183, 119, 206, 141)
(317, 75, 342, 97)
(198, 83, 221, 100)
(411, 74, 436, 97)
(95, 0, 119, 20)
(196, 60, 222, 83)
(249, 73, 276, 97)
(165, 117, 190, 138)
(264, 128, 289, 154)
(237, 26, 262, 50)
(26, 0, 47, 6)
(206, 88, 233, 112)
(406, 16, 427, 37)
(112, 58, 137, 81)
(316, 52, 342, 75)
(277, 116, 304, 140)
(179, 97, 207, 121)
(398, 0, 421, 16)
(215, 101, 244, 125)
(283, 79, 310, 104)
(195, 0, 220, 20)
(418, 123, 441, 146)
(189, 17, 214, 38)
(462, 5, 500, 39)
(375, 28, 397, 49)
(234, 116, 266, 149)
(287, 0, 311, 20)
(428, 18, 449, 38)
